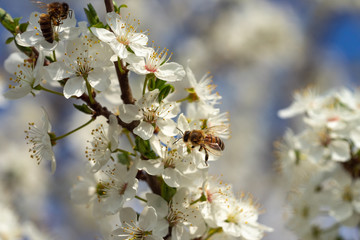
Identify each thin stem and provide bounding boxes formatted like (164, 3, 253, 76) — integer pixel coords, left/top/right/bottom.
(125, 130, 137, 155)
(143, 76, 149, 96)
(176, 96, 190, 103)
(39, 86, 64, 96)
(135, 195, 147, 203)
(205, 228, 222, 240)
(52, 50, 57, 62)
(113, 148, 136, 156)
(84, 78, 95, 104)
(52, 118, 95, 141)
(190, 194, 206, 205)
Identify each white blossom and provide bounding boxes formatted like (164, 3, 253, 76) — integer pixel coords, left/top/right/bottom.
(3, 51, 45, 99)
(85, 115, 121, 172)
(119, 89, 179, 140)
(24, 109, 56, 173)
(111, 206, 164, 240)
(16, 11, 79, 51)
(46, 36, 113, 98)
(91, 12, 149, 59)
(127, 47, 185, 82)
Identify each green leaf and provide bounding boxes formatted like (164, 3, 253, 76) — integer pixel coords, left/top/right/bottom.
(134, 136, 157, 159)
(161, 180, 177, 202)
(84, 3, 101, 27)
(0, 8, 16, 33)
(5, 37, 14, 44)
(117, 152, 131, 166)
(73, 103, 93, 115)
(19, 22, 29, 33)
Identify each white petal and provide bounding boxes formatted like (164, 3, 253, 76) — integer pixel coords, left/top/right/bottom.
(91, 27, 116, 43)
(157, 118, 177, 136)
(278, 102, 305, 118)
(3, 85, 32, 99)
(87, 68, 110, 91)
(139, 206, 157, 231)
(15, 31, 43, 47)
(119, 104, 142, 123)
(106, 12, 122, 36)
(130, 33, 148, 46)
(119, 207, 137, 226)
(146, 193, 169, 218)
(4, 52, 27, 73)
(133, 121, 154, 140)
(330, 140, 350, 162)
(46, 62, 73, 80)
(109, 39, 128, 59)
(63, 76, 86, 98)
(177, 113, 190, 132)
(156, 62, 186, 82)
(163, 168, 181, 188)
(138, 159, 164, 176)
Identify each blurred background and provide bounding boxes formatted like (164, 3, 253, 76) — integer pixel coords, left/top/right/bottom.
(1, 0, 360, 239)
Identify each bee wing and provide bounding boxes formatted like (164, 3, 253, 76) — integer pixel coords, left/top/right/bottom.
(204, 143, 223, 157)
(31, 0, 49, 9)
(205, 125, 229, 135)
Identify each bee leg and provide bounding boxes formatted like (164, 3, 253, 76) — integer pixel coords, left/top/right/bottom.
(204, 149, 209, 166)
(199, 146, 203, 151)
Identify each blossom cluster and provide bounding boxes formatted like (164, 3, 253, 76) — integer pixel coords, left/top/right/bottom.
(277, 88, 360, 239)
(1, 2, 271, 240)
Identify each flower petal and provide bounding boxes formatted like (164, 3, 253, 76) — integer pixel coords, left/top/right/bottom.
(119, 104, 142, 123)
(91, 27, 116, 43)
(133, 121, 154, 140)
(63, 76, 86, 98)
(156, 62, 185, 82)
(139, 206, 157, 231)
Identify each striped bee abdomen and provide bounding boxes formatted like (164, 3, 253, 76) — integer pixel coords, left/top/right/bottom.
(39, 13, 53, 43)
(205, 135, 225, 150)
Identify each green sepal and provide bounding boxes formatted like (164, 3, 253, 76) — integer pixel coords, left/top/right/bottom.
(84, 3, 102, 27)
(5, 37, 14, 44)
(14, 41, 32, 56)
(117, 152, 131, 167)
(161, 180, 177, 202)
(158, 85, 174, 102)
(73, 103, 93, 115)
(113, 2, 127, 14)
(146, 76, 174, 102)
(134, 136, 157, 159)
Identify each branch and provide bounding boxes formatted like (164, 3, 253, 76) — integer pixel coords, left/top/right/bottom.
(104, 0, 114, 13)
(79, 93, 139, 131)
(115, 61, 135, 104)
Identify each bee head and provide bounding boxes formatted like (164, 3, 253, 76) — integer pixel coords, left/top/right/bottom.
(61, 3, 70, 18)
(183, 131, 190, 142)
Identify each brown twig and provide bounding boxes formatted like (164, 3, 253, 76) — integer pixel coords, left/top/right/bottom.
(79, 93, 139, 131)
(104, 0, 114, 13)
(114, 61, 135, 104)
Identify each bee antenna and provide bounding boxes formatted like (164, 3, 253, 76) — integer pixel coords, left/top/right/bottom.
(173, 137, 182, 145)
(176, 127, 184, 135)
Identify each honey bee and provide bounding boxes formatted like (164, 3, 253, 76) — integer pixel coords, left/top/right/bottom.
(33, 1, 71, 43)
(180, 125, 227, 165)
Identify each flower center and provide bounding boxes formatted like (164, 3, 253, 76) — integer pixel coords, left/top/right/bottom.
(145, 47, 172, 73)
(142, 105, 159, 124)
